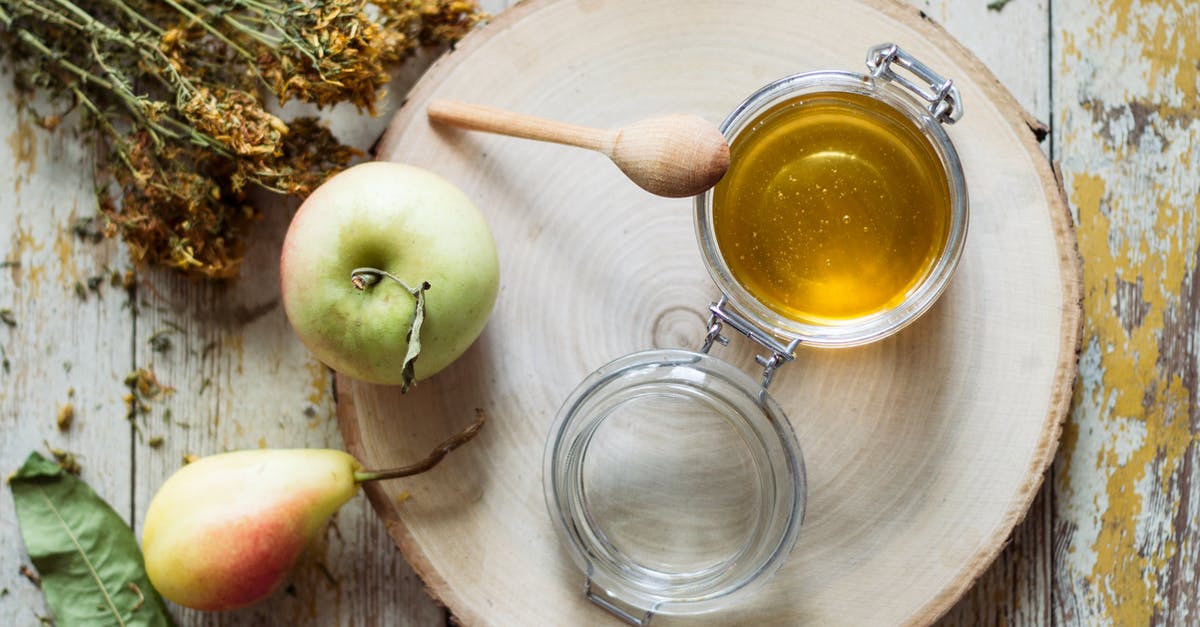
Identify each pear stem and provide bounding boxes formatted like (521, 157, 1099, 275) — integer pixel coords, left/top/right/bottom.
(353, 408, 487, 483)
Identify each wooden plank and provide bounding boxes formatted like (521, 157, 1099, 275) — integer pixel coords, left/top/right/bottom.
(912, 1, 1056, 625)
(1050, 0, 1200, 624)
(0, 82, 136, 623)
(913, 0, 1052, 124)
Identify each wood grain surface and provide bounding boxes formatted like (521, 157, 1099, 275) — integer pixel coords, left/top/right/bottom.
(343, 0, 1079, 625)
(2, 0, 1196, 625)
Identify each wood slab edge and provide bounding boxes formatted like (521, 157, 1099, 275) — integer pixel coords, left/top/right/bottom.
(345, 1, 1086, 625)
(863, 1, 1085, 625)
(336, 374, 460, 615)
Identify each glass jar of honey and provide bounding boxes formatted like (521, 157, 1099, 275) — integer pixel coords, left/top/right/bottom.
(544, 43, 967, 624)
(699, 43, 968, 346)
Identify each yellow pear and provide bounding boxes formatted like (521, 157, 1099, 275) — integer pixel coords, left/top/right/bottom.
(142, 449, 360, 611)
(140, 412, 483, 611)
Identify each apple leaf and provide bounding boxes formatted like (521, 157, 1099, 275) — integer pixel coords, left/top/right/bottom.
(401, 280, 432, 392)
(8, 452, 174, 626)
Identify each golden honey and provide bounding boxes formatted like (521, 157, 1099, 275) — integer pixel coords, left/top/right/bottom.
(712, 90, 951, 325)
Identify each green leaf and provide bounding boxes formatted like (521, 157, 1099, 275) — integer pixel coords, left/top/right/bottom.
(401, 280, 432, 393)
(9, 452, 174, 627)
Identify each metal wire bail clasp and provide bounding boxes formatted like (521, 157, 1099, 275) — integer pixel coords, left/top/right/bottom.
(584, 578, 653, 626)
(866, 42, 963, 124)
(701, 297, 801, 389)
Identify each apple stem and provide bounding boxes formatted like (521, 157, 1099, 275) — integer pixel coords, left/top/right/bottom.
(353, 408, 487, 483)
(350, 267, 432, 393)
(351, 267, 424, 294)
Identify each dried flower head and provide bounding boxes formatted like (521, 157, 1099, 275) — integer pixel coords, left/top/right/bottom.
(0, 0, 486, 278)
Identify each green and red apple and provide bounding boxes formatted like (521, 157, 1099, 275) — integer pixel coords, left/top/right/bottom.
(281, 161, 499, 387)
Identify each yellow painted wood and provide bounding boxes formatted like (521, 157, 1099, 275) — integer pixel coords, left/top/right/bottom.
(1052, 0, 1200, 623)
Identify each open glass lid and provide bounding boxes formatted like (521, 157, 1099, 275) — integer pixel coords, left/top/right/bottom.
(543, 346, 806, 622)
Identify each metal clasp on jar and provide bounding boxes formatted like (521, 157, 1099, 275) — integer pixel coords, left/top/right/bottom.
(866, 42, 964, 124)
(701, 296, 802, 389)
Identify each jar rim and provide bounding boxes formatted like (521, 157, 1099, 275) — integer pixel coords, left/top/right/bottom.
(694, 70, 969, 347)
(543, 349, 806, 616)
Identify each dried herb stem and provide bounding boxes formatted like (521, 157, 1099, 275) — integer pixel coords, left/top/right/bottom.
(159, 0, 257, 60)
(178, 0, 284, 50)
(97, 0, 160, 34)
(14, 26, 193, 153)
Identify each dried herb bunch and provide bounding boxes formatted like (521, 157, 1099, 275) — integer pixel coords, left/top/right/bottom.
(0, 0, 483, 278)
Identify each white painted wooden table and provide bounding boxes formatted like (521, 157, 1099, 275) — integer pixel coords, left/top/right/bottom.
(2, 1, 1195, 624)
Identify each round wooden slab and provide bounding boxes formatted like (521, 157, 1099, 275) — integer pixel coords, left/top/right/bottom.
(337, 0, 1082, 624)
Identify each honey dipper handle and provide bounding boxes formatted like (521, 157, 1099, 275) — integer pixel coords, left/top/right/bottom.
(426, 100, 615, 154)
